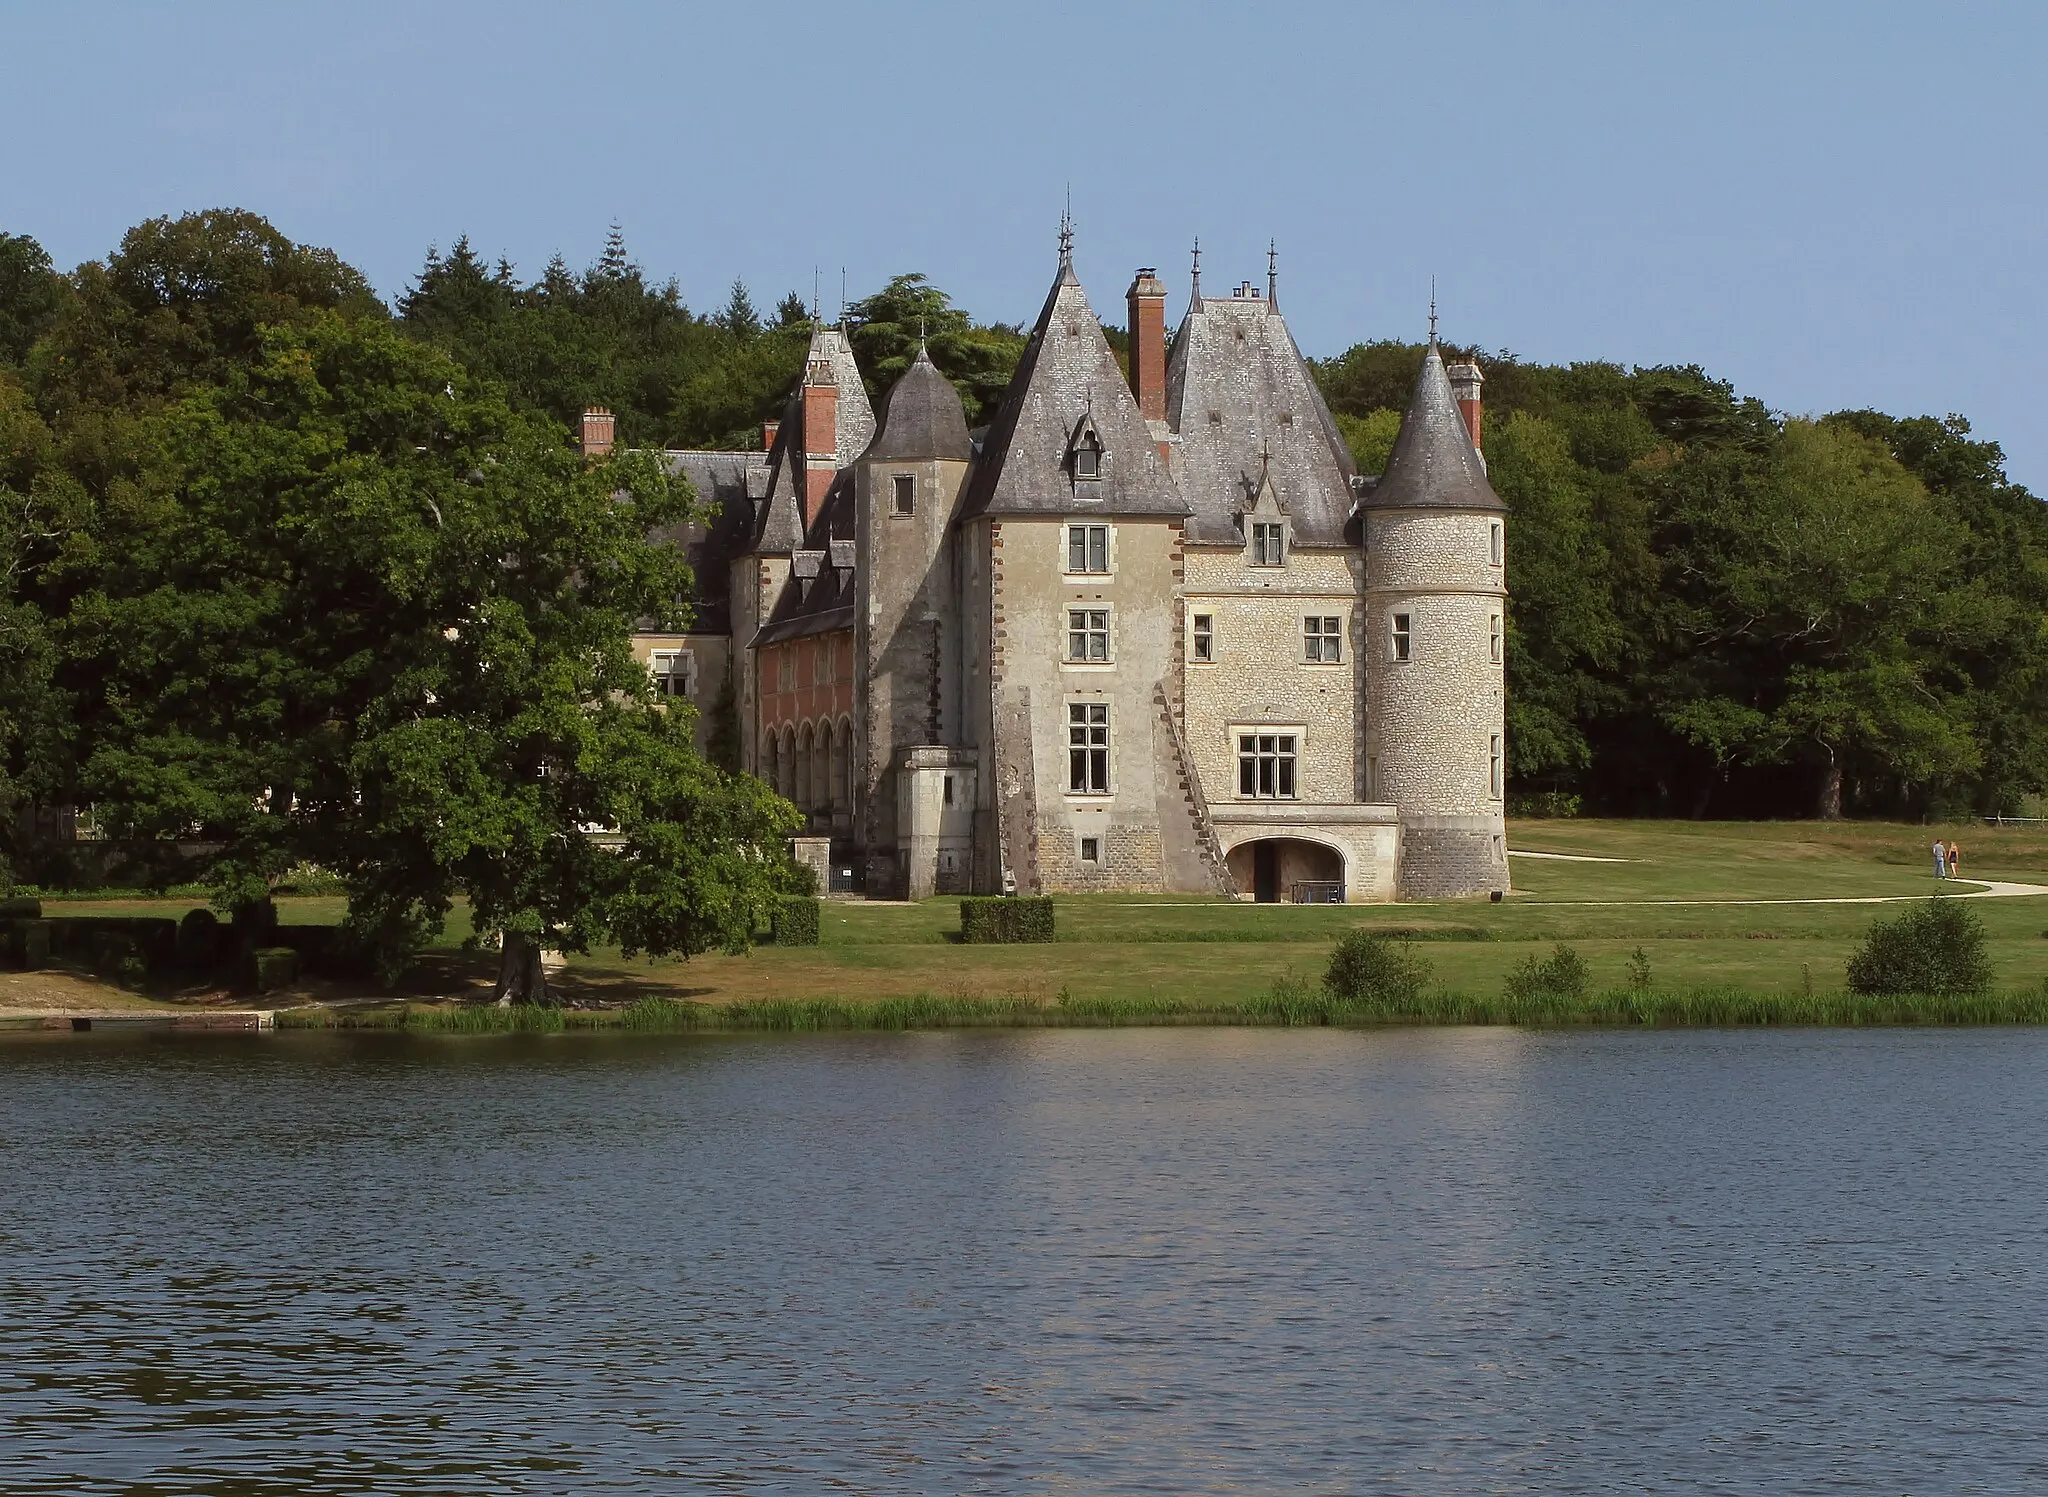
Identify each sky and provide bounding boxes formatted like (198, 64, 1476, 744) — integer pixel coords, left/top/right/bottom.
(4, 1, 2044, 485)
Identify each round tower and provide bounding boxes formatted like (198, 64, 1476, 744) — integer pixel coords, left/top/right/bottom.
(1359, 337, 1508, 899)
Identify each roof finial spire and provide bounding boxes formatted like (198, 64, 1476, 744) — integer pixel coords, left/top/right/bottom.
(838, 266, 847, 328)
(1267, 239, 1278, 310)
(812, 267, 821, 326)
(918, 316, 928, 355)
(1190, 235, 1203, 308)
(1428, 276, 1438, 343)
(1058, 188, 1074, 273)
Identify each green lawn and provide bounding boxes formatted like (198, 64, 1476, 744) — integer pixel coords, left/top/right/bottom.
(36, 820, 2048, 1007)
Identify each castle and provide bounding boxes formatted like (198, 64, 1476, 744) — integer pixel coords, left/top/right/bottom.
(601, 237, 1509, 903)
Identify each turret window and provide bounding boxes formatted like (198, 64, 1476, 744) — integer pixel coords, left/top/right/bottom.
(1490, 735, 1503, 798)
(1252, 522, 1286, 567)
(1304, 616, 1342, 663)
(1191, 614, 1214, 662)
(892, 474, 915, 516)
(1390, 613, 1412, 662)
(1490, 521, 1503, 565)
(1489, 613, 1502, 663)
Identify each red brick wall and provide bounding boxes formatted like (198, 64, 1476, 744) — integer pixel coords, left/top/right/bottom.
(759, 630, 856, 734)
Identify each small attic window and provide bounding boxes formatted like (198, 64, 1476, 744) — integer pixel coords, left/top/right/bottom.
(1074, 443, 1101, 481)
(1207, 411, 1222, 426)
(1279, 413, 1294, 428)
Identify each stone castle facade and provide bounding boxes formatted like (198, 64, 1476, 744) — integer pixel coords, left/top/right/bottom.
(609, 241, 1509, 903)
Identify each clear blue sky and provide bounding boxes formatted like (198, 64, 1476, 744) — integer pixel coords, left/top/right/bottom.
(5, 1, 2043, 484)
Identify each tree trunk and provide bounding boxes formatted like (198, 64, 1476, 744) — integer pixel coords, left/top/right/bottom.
(493, 931, 551, 1007)
(1817, 757, 1844, 821)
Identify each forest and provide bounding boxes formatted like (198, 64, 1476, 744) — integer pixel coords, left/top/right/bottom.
(3, 209, 2045, 931)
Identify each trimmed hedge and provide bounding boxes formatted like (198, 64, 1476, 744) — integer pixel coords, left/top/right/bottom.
(246, 946, 300, 993)
(49, 916, 179, 976)
(0, 897, 43, 920)
(0, 918, 51, 970)
(960, 896, 1055, 944)
(772, 896, 821, 946)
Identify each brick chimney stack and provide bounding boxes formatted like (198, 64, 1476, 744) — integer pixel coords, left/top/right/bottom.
(801, 359, 838, 528)
(1126, 267, 1168, 424)
(762, 420, 780, 452)
(578, 407, 616, 459)
(1446, 359, 1484, 454)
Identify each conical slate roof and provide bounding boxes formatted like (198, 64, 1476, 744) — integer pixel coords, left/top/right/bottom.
(866, 345, 972, 461)
(959, 257, 1188, 520)
(1361, 339, 1504, 512)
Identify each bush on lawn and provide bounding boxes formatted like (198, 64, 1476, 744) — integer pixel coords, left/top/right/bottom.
(960, 896, 1055, 944)
(1504, 942, 1590, 1003)
(1323, 929, 1432, 1006)
(245, 946, 301, 993)
(771, 896, 821, 946)
(1847, 898, 1991, 996)
(0, 918, 52, 970)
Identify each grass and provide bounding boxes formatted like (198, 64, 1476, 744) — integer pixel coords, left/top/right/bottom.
(25, 818, 2048, 1026)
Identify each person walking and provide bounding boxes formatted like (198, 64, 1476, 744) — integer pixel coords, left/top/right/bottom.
(1948, 841, 1963, 879)
(1932, 838, 1949, 879)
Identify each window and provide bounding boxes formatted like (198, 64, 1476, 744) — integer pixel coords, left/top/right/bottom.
(1067, 523, 1109, 574)
(1252, 522, 1286, 566)
(943, 774, 954, 806)
(1366, 756, 1380, 799)
(892, 473, 915, 516)
(1490, 735, 1503, 798)
(1078, 836, 1101, 864)
(1489, 613, 1502, 664)
(1066, 608, 1110, 662)
(1237, 733, 1298, 800)
(1390, 612, 1412, 662)
(650, 649, 694, 700)
(1191, 613, 1214, 662)
(1074, 443, 1100, 481)
(1069, 702, 1109, 793)
(1304, 615, 1342, 663)
(1490, 521, 1503, 566)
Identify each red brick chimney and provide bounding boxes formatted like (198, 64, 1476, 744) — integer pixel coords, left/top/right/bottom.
(762, 420, 781, 452)
(578, 407, 615, 459)
(801, 360, 837, 528)
(1126, 268, 1168, 424)
(1447, 360, 1484, 453)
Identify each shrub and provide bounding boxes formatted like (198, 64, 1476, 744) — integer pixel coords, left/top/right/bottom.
(1504, 942, 1590, 1003)
(1847, 898, 1992, 996)
(247, 947, 301, 993)
(1323, 929, 1432, 1006)
(771, 896, 821, 946)
(959, 896, 1056, 944)
(0, 918, 51, 970)
(178, 908, 225, 972)
(0, 897, 42, 920)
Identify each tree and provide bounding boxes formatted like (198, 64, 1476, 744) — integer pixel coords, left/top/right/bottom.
(70, 312, 801, 996)
(0, 232, 64, 368)
(845, 273, 1026, 425)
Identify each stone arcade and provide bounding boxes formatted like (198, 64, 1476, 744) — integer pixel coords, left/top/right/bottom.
(617, 238, 1508, 903)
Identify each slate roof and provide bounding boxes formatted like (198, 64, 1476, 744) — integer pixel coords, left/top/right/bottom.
(867, 344, 972, 462)
(755, 468, 858, 646)
(958, 260, 1189, 521)
(651, 448, 771, 634)
(1361, 338, 1504, 512)
(755, 325, 878, 553)
(1164, 293, 1357, 546)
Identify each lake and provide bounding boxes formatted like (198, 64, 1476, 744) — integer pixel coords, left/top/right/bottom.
(2, 1026, 2045, 1494)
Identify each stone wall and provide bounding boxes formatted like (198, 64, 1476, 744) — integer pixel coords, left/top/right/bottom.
(985, 513, 1199, 894)
(629, 632, 731, 762)
(1363, 508, 1507, 898)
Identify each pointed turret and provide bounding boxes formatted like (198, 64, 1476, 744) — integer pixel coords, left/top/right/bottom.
(1361, 339, 1503, 512)
(867, 344, 972, 462)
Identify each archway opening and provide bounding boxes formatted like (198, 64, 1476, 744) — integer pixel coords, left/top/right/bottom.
(1226, 838, 1345, 904)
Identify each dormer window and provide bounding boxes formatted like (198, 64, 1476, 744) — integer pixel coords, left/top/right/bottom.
(1252, 521, 1286, 567)
(1067, 414, 1106, 488)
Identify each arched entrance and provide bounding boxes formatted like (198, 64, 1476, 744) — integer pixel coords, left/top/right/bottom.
(1225, 837, 1346, 904)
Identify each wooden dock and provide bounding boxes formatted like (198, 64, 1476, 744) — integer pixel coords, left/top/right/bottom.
(0, 1010, 275, 1032)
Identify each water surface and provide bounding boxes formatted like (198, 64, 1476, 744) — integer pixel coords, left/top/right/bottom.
(2, 1026, 2044, 1493)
